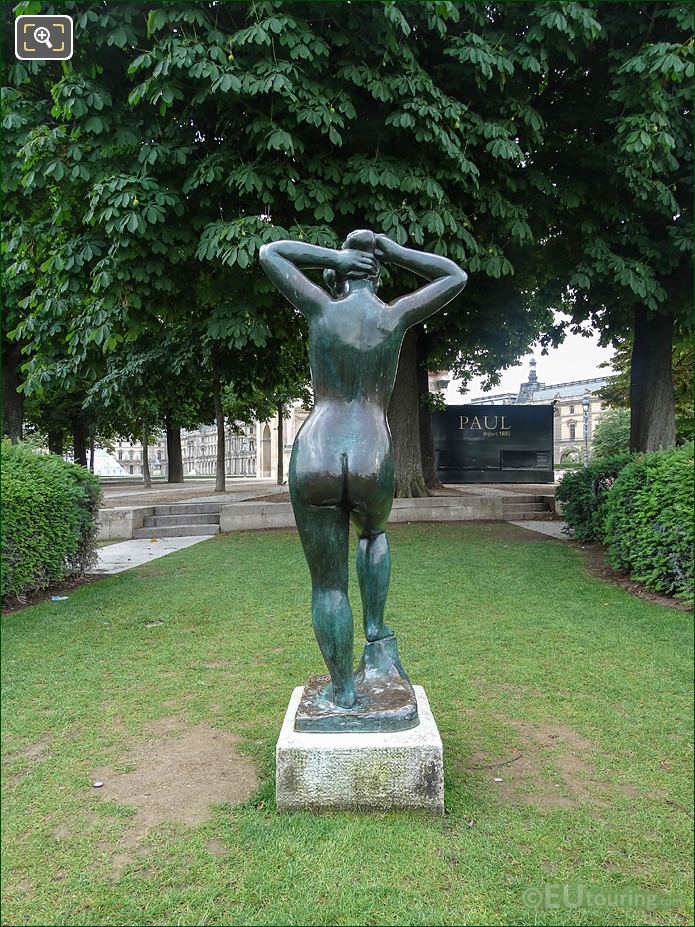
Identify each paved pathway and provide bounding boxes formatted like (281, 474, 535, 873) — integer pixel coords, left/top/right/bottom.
(92, 536, 213, 576)
(508, 520, 568, 539)
(99, 479, 285, 509)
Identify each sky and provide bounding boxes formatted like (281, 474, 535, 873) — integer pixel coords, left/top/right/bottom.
(443, 326, 615, 405)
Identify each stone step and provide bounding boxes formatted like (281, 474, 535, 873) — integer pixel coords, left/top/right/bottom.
(153, 502, 222, 516)
(499, 494, 546, 503)
(501, 512, 556, 521)
(143, 513, 221, 527)
(502, 503, 548, 513)
(392, 495, 469, 508)
(133, 524, 220, 538)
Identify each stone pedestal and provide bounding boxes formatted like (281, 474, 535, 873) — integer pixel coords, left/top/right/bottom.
(276, 685, 444, 813)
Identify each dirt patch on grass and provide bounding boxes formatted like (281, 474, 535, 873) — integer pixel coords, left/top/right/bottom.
(6, 737, 52, 762)
(464, 718, 661, 811)
(577, 543, 692, 611)
(206, 837, 228, 857)
(4, 736, 52, 788)
(90, 716, 258, 877)
(1, 574, 98, 615)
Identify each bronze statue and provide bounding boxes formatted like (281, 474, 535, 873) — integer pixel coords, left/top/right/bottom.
(260, 231, 467, 731)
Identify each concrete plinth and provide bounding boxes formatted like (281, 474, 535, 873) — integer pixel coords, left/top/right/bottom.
(276, 685, 443, 813)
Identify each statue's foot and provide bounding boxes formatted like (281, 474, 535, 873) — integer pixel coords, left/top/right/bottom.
(322, 679, 357, 709)
(365, 621, 395, 643)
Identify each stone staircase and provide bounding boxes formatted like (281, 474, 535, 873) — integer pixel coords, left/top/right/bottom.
(132, 502, 221, 539)
(500, 494, 555, 521)
(126, 492, 556, 538)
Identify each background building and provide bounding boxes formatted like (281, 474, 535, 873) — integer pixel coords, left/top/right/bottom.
(112, 436, 167, 477)
(182, 425, 256, 477)
(95, 359, 607, 479)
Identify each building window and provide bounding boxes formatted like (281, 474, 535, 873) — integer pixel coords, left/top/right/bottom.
(569, 423, 576, 441)
(118, 451, 122, 460)
(569, 404, 575, 414)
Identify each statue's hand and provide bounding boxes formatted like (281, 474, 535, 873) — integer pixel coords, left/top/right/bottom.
(335, 249, 379, 278)
(374, 234, 401, 262)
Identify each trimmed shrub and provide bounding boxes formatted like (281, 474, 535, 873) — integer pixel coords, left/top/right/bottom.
(1, 441, 101, 600)
(601, 444, 693, 600)
(555, 453, 633, 542)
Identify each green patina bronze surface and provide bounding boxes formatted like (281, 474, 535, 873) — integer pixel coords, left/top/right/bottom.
(259, 230, 467, 731)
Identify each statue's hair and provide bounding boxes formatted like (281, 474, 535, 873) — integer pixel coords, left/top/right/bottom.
(342, 229, 377, 253)
(323, 228, 381, 296)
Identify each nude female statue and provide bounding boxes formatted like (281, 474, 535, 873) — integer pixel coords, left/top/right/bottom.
(259, 230, 467, 718)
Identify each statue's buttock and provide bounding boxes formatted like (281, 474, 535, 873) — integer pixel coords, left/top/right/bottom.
(290, 401, 394, 519)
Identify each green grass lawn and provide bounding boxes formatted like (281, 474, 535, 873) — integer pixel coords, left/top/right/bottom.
(2, 523, 692, 926)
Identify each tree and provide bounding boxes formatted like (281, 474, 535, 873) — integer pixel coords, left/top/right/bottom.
(534, 3, 692, 452)
(591, 409, 631, 460)
(84, 331, 214, 483)
(222, 334, 311, 486)
(131, 2, 601, 494)
(1, 38, 51, 444)
(599, 336, 693, 443)
(23, 383, 117, 466)
(7, 1, 687, 487)
(3, 2, 314, 485)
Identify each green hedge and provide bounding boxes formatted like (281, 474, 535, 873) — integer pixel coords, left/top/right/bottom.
(1, 441, 101, 600)
(555, 453, 633, 542)
(601, 444, 693, 601)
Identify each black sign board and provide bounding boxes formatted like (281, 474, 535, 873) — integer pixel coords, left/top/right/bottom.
(431, 404, 554, 483)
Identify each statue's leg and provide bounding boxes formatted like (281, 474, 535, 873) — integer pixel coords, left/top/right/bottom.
(354, 526, 395, 642)
(294, 500, 356, 709)
(348, 445, 396, 643)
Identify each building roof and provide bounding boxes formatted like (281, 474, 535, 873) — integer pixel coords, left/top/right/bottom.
(465, 392, 518, 405)
(467, 359, 609, 405)
(525, 377, 608, 401)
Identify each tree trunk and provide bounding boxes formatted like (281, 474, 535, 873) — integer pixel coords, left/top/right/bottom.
(213, 376, 226, 493)
(165, 419, 184, 482)
(72, 419, 88, 468)
(276, 402, 284, 485)
(88, 440, 95, 472)
(1, 338, 24, 443)
(142, 423, 152, 488)
(630, 308, 676, 452)
(47, 430, 64, 456)
(416, 333, 444, 492)
(387, 328, 429, 497)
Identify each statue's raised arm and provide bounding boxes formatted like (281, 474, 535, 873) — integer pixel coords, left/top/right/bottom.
(375, 234, 467, 329)
(258, 240, 379, 319)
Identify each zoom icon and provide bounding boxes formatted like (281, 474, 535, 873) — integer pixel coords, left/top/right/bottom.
(15, 15, 73, 61)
